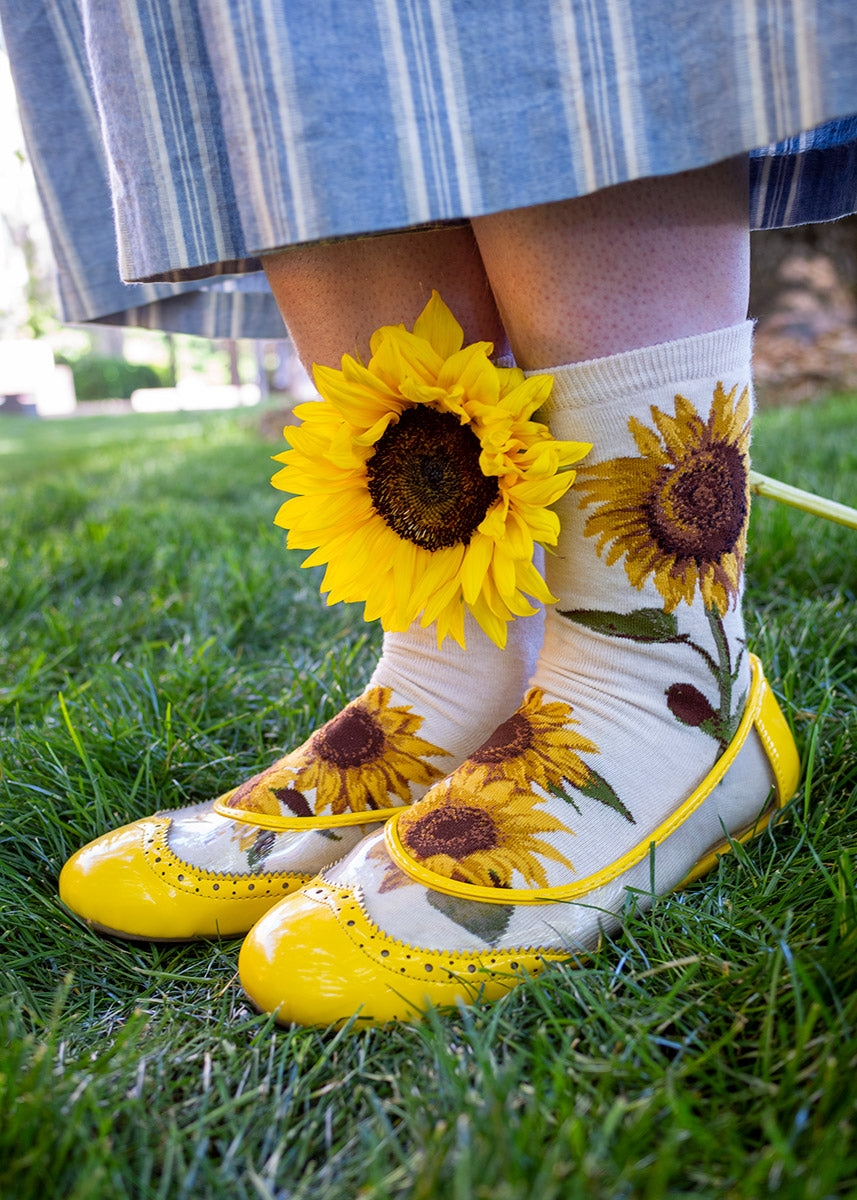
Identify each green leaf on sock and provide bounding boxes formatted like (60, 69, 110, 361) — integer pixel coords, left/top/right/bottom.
(246, 829, 275, 870)
(574, 768, 636, 824)
(547, 781, 582, 815)
(697, 717, 731, 751)
(427, 889, 514, 945)
(557, 607, 682, 644)
(318, 828, 343, 842)
(724, 687, 748, 744)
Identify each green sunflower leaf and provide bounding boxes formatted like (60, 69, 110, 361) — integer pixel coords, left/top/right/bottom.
(574, 768, 636, 824)
(318, 828, 343, 842)
(723, 687, 748, 744)
(427, 889, 514, 945)
(546, 780, 582, 814)
(246, 829, 275, 870)
(697, 716, 729, 746)
(557, 607, 683, 644)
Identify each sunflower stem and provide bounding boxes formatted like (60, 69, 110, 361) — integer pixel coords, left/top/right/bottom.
(676, 611, 734, 753)
(705, 605, 733, 754)
(678, 633, 720, 679)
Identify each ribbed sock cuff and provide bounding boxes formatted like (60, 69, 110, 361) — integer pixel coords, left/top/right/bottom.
(530, 322, 753, 413)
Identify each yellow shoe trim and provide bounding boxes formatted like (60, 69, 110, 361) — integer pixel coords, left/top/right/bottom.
(305, 882, 565, 977)
(142, 817, 314, 899)
(239, 881, 570, 1027)
(59, 815, 315, 941)
(384, 655, 800, 906)
(212, 796, 404, 830)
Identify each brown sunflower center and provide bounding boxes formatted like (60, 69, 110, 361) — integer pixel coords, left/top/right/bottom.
(469, 712, 534, 763)
(366, 405, 499, 551)
(313, 705, 386, 767)
(403, 803, 499, 861)
(648, 443, 747, 561)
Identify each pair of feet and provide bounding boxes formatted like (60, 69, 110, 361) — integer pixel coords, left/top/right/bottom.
(59, 625, 799, 1027)
(60, 317, 802, 1025)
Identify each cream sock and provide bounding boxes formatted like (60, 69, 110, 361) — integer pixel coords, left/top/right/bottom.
(521, 323, 756, 862)
(326, 323, 778, 950)
(164, 606, 544, 878)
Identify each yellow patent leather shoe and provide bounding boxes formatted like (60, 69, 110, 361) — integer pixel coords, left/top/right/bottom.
(59, 809, 340, 941)
(239, 656, 801, 1025)
(59, 685, 452, 940)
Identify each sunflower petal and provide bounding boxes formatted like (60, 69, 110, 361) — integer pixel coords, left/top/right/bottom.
(469, 594, 508, 648)
(437, 343, 498, 406)
(461, 534, 495, 605)
(372, 327, 444, 386)
(313, 364, 403, 428)
(412, 290, 465, 359)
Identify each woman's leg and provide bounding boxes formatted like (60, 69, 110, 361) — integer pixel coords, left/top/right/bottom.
(399, 157, 762, 897)
(471, 159, 749, 367)
(261, 224, 541, 763)
(262, 225, 510, 368)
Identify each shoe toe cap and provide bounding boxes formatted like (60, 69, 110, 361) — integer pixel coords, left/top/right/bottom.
(59, 818, 283, 940)
(239, 887, 396, 1026)
(60, 819, 206, 940)
(60, 821, 165, 938)
(239, 884, 544, 1027)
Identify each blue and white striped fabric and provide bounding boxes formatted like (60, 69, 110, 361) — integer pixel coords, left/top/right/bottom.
(3, 0, 857, 338)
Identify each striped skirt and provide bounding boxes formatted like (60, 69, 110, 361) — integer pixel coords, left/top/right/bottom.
(4, 0, 857, 338)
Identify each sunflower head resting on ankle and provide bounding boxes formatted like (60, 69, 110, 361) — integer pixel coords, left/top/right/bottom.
(272, 292, 590, 647)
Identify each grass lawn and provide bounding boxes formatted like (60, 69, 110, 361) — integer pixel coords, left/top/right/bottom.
(1, 397, 856, 1199)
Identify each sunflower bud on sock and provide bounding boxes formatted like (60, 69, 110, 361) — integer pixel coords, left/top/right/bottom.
(239, 323, 800, 1025)
(272, 291, 590, 648)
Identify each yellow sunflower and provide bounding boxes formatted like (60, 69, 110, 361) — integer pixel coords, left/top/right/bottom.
(456, 687, 596, 795)
(576, 383, 751, 616)
(272, 291, 590, 647)
(221, 687, 449, 819)
(397, 777, 573, 889)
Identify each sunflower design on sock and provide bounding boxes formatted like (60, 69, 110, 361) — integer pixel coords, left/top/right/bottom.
(397, 779, 573, 888)
(221, 687, 450, 820)
(567, 381, 752, 752)
(457, 687, 596, 795)
(393, 689, 634, 891)
(218, 774, 294, 860)
(273, 291, 590, 647)
(366, 836, 418, 894)
(227, 783, 319, 864)
(575, 382, 751, 615)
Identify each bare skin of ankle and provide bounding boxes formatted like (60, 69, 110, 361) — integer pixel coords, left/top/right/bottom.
(472, 157, 750, 370)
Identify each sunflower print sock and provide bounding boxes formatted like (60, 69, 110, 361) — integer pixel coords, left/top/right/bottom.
(321, 323, 777, 954)
(164, 608, 545, 879)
